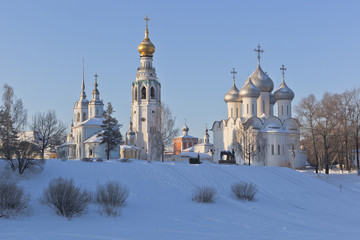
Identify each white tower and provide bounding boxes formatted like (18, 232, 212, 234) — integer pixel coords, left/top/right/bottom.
(73, 60, 89, 125)
(239, 78, 261, 119)
(224, 68, 242, 118)
(88, 74, 104, 118)
(131, 16, 161, 160)
(274, 65, 294, 121)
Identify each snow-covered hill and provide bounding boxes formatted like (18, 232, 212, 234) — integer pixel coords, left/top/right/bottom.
(1, 159, 359, 240)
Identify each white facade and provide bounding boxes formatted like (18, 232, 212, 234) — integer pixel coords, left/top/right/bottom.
(58, 72, 120, 160)
(212, 53, 306, 168)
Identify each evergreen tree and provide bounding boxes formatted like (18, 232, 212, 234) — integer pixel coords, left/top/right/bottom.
(98, 103, 122, 160)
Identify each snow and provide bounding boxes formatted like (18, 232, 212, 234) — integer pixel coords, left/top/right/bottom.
(1, 159, 360, 240)
(78, 117, 105, 126)
(84, 132, 103, 143)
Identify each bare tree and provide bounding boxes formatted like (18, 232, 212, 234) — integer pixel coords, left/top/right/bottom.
(295, 94, 321, 173)
(351, 88, 360, 170)
(14, 141, 42, 174)
(232, 118, 267, 165)
(150, 103, 179, 161)
(315, 92, 340, 174)
(0, 84, 27, 171)
(31, 110, 66, 159)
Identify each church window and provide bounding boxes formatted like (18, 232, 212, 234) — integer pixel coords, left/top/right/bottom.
(236, 108, 238, 118)
(287, 105, 289, 115)
(231, 108, 233, 117)
(252, 104, 254, 114)
(77, 113, 80, 122)
(281, 106, 284, 116)
(141, 86, 146, 99)
(247, 104, 249, 114)
(150, 87, 155, 99)
(271, 144, 274, 155)
(263, 100, 265, 113)
(89, 149, 93, 156)
(135, 87, 138, 101)
(282, 145, 284, 155)
(82, 112, 86, 121)
(278, 145, 280, 155)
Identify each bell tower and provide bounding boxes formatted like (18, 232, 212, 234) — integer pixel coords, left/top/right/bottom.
(131, 16, 161, 160)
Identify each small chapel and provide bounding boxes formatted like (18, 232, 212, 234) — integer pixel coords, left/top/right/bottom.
(211, 45, 307, 168)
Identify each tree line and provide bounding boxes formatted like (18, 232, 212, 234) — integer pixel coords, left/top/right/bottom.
(0, 84, 66, 174)
(295, 89, 360, 174)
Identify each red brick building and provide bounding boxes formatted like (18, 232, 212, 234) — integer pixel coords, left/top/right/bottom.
(173, 123, 198, 155)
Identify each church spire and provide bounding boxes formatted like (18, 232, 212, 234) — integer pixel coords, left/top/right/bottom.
(138, 15, 155, 56)
(92, 73, 100, 100)
(80, 58, 86, 99)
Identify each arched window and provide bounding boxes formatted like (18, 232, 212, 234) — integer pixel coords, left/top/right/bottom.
(82, 112, 86, 121)
(247, 104, 249, 114)
(236, 108, 238, 118)
(231, 108, 233, 117)
(96, 109, 99, 116)
(89, 149, 93, 156)
(287, 105, 289, 115)
(77, 113, 80, 122)
(281, 106, 284, 116)
(134, 87, 138, 101)
(271, 144, 274, 155)
(150, 87, 155, 99)
(263, 100, 265, 113)
(141, 86, 146, 99)
(278, 145, 280, 155)
(252, 104, 254, 114)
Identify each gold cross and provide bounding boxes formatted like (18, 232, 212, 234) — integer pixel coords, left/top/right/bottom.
(144, 15, 150, 28)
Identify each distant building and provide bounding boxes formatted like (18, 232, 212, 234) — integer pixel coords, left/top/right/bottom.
(18, 131, 57, 159)
(173, 122, 198, 155)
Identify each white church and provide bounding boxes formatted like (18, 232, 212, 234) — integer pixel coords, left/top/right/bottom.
(211, 46, 306, 168)
(58, 17, 161, 161)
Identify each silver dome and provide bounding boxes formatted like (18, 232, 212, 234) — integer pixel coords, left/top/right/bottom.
(224, 82, 242, 103)
(246, 65, 274, 92)
(182, 124, 189, 132)
(274, 80, 294, 100)
(239, 78, 261, 98)
(270, 92, 276, 104)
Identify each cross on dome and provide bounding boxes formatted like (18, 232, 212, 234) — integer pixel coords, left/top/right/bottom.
(254, 44, 264, 65)
(280, 64, 287, 80)
(231, 68, 237, 83)
(144, 15, 150, 28)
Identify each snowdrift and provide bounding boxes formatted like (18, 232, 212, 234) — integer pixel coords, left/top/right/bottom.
(0, 159, 359, 240)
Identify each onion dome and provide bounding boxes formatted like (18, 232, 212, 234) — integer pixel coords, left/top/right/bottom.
(274, 80, 294, 100)
(224, 82, 242, 103)
(270, 92, 276, 105)
(239, 78, 261, 98)
(246, 65, 274, 92)
(127, 121, 135, 136)
(182, 124, 189, 132)
(138, 22, 155, 56)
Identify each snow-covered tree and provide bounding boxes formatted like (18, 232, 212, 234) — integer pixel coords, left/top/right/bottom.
(98, 102, 122, 160)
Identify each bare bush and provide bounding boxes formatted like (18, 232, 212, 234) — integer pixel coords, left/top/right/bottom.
(39, 177, 92, 219)
(0, 178, 30, 218)
(192, 186, 216, 203)
(95, 181, 129, 216)
(231, 182, 258, 201)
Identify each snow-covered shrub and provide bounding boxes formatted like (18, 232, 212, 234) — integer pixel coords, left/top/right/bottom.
(231, 182, 258, 201)
(95, 181, 129, 216)
(192, 186, 216, 203)
(39, 177, 92, 219)
(0, 178, 30, 218)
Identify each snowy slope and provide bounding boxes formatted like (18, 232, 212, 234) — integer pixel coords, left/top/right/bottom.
(1, 159, 359, 240)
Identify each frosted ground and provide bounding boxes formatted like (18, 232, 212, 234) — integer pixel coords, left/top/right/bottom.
(1, 159, 359, 240)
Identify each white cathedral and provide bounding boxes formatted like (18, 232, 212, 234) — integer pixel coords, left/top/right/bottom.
(211, 46, 306, 168)
(58, 17, 161, 160)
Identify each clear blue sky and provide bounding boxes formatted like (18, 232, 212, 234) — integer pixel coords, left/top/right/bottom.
(1, 0, 359, 139)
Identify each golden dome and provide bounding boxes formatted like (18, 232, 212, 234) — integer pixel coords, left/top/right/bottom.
(138, 27, 155, 56)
